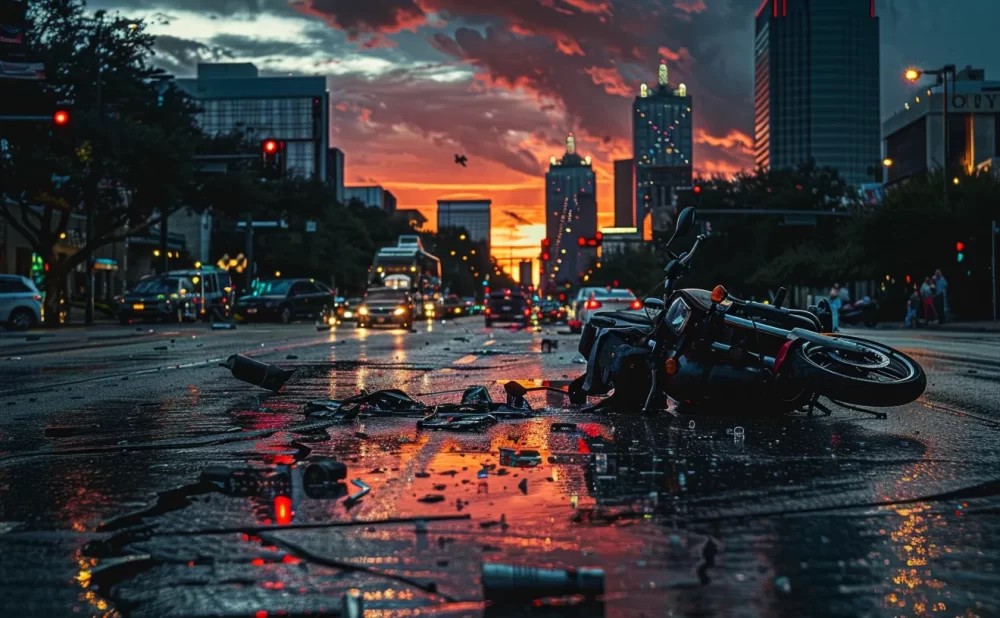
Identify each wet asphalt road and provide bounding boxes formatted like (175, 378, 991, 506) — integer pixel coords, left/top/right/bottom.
(0, 319, 999, 618)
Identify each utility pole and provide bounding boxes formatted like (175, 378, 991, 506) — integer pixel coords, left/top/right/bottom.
(85, 12, 106, 325)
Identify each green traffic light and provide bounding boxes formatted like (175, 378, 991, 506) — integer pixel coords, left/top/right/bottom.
(956, 253, 965, 263)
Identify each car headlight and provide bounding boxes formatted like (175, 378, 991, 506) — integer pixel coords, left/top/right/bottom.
(393, 307, 406, 316)
(358, 306, 369, 316)
(423, 302, 434, 311)
(665, 298, 692, 335)
(343, 310, 353, 318)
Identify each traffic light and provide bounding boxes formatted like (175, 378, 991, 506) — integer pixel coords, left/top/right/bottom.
(692, 185, 702, 195)
(261, 139, 285, 179)
(956, 241, 965, 263)
(53, 110, 70, 126)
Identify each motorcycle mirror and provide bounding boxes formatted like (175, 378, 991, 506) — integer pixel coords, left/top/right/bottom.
(643, 298, 665, 311)
(673, 207, 696, 239)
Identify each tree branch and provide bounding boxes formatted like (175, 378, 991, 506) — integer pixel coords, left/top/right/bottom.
(0, 200, 45, 256)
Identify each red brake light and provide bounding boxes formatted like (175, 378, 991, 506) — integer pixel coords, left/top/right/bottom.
(524, 309, 531, 316)
(485, 308, 491, 315)
(585, 300, 603, 310)
(274, 496, 292, 525)
(577, 237, 586, 247)
(630, 300, 643, 310)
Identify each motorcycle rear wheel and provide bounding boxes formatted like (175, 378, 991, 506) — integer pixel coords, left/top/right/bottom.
(790, 335, 926, 407)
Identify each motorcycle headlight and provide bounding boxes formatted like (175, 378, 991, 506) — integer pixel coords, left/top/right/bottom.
(665, 298, 692, 335)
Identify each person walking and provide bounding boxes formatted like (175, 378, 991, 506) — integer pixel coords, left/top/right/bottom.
(829, 283, 842, 332)
(920, 277, 937, 323)
(933, 269, 948, 324)
(906, 285, 920, 328)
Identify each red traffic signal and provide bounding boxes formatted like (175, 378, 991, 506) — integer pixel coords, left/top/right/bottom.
(955, 241, 965, 252)
(577, 237, 586, 247)
(542, 238, 550, 248)
(693, 185, 702, 195)
(263, 140, 278, 153)
(53, 110, 70, 126)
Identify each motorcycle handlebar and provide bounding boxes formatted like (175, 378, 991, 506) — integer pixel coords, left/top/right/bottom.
(679, 234, 706, 267)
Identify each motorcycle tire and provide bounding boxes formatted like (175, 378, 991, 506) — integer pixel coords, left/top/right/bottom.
(789, 334, 926, 407)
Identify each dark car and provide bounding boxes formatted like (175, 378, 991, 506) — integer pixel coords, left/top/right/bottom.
(536, 300, 568, 324)
(165, 268, 233, 321)
(119, 275, 198, 324)
(442, 295, 466, 318)
(234, 278, 336, 324)
(357, 287, 414, 329)
(337, 297, 364, 323)
(485, 289, 530, 328)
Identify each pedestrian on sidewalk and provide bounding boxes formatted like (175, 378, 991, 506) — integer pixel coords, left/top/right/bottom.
(829, 283, 842, 332)
(906, 285, 921, 328)
(920, 276, 937, 323)
(933, 269, 948, 324)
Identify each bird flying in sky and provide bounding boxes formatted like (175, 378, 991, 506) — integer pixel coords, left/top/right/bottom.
(454, 154, 468, 167)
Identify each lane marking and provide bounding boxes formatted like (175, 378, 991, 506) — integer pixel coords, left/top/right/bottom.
(454, 355, 478, 365)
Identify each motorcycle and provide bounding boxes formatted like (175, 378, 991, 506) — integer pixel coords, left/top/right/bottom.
(573, 207, 926, 414)
(839, 297, 879, 328)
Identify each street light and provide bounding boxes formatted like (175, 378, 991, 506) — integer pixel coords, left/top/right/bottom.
(904, 64, 956, 195)
(883, 158, 893, 167)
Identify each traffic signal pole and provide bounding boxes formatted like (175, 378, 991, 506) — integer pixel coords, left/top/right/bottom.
(992, 220, 997, 321)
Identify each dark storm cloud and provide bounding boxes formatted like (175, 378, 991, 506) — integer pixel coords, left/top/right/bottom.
(293, 0, 428, 39)
(209, 33, 313, 57)
(87, 0, 294, 16)
(152, 34, 232, 74)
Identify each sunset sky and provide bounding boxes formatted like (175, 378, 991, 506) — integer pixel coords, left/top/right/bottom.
(89, 0, 1000, 276)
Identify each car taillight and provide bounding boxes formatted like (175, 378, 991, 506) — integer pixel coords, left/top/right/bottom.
(33, 295, 42, 302)
(585, 300, 603, 310)
(630, 299, 643, 310)
(485, 308, 491, 315)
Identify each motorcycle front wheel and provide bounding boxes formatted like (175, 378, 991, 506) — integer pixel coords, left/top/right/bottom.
(789, 335, 926, 407)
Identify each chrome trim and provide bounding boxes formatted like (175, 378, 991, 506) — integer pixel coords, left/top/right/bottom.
(723, 314, 789, 338)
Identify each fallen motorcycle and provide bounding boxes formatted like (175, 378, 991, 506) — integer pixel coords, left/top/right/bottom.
(574, 207, 926, 413)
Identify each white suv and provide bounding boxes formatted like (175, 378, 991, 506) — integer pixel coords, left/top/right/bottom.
(0, 275, 43, 330)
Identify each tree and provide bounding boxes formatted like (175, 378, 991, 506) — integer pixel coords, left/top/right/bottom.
(848, 170, 1000, 319)
(0, 0, 201, 325)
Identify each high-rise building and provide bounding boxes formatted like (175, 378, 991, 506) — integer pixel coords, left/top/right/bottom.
(613, 159, 635, 228)
(176, 63, 329, 180)
(543, 134, 597, 291)
(382, 189, 397, 214)
(633, 61, 693, 232)
(884, 66, 1000, 186)
(344, 186, 385, 209)
(437, 199, 492, 248)
(327, 148, 345, 204)
(753, 0, 880, 189)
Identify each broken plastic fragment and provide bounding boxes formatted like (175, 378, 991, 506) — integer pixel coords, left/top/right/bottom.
(481, 562, 604, 602)
(220, 354, 294, 392)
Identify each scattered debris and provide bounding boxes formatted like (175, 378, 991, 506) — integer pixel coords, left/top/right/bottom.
(500, 448, 543, 468)
(550, 422, 577, 432)
(200, 466, 290, 497)
(414, 471, 431, 478)
(344, 479, 371, 507)
(211, 322, 236, 330)
(572, 356, 587, 364)
(303, 458, 348, 496)
(304, 389, 428, 420)
(481, 562, 605, 602)
(774, 575, 792, 595)
(418, 413, 498, 431)
(541, 339, 559, 353)
(153, 346, 168, 351)
(433, 484, 447, 491)
(286, 354, 299, 360)
(418, 494, 446, 504)
(220, 354, 295, 392)
(316, 323, 332, 332)
(342, 589, 364, 618)
(518, 479, 528, 494)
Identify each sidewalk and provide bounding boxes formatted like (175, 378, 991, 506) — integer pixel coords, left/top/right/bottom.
(0, 321, 179, 355)
(871, 320, 1000, 334)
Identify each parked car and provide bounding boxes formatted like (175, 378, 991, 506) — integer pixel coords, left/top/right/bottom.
(234, 278, 336, 324)
(462, 297, 483, 315)
(485, 289, 530, 328)
(118, 275, 199, 324)
(357, 287, 414, 329)
(572, 288, 644, 333)
(0, 275, 42, 330)
(165, 267, 233, 321)
(536, 300, 568, 324)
